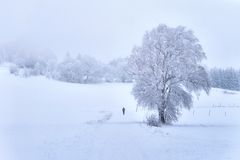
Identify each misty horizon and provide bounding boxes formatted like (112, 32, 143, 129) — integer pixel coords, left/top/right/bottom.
(1, 0, 240, 68)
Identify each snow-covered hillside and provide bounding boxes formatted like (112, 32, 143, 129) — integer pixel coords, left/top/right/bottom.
(0, 66, 240, 160)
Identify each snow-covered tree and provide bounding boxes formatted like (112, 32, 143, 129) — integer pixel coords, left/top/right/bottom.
(129, 24, 210, 125)
(76, 54, 104, 83)
(56, 53, 104, 83)
(104, 58, 133, 82)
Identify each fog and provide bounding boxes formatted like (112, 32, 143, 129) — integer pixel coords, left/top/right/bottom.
(0, 0, 240, 68)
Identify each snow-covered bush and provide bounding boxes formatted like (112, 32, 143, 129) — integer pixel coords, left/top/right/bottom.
(9, 64, 19, 75)
(146, 114, 159, 127)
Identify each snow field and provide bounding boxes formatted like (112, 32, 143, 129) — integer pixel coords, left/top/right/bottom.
(0, 66, 240, 160)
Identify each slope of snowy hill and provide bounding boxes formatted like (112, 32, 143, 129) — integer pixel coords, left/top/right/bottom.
(0, 66, 240, 160)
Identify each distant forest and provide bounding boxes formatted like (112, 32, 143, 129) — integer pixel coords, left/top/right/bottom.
(209, 68, 240, 91)
(0, 46, 132, 83)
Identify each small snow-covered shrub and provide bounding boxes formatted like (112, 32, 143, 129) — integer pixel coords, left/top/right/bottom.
(9, 64, 19, 75)
(223, 90, 237, 95)
(146, 114, 159, 127)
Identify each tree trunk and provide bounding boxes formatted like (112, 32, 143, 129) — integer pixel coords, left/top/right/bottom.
(161, 110, 166, 124)
(158, 107, 166, 125)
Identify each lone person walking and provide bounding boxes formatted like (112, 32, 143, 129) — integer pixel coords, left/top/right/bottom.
(122, 107, 126, 115)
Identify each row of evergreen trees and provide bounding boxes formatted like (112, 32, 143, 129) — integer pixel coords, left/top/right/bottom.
(209, 68, 240, 91)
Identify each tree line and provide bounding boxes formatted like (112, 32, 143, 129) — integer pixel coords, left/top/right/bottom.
(1, 45, 239, 92)
(209, 68, 240, 91)
(0, 46, 132, 83)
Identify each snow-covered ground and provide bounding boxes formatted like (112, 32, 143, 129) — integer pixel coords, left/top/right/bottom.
(0, 65, 240, 160)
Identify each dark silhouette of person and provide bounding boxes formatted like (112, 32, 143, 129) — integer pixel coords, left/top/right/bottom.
(122, 107, 125, 115)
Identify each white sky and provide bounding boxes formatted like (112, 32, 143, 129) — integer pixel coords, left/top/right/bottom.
(0, 0, 240, 68)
